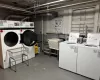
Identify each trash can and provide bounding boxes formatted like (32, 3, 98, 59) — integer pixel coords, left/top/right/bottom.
(34, 43, 39, 55)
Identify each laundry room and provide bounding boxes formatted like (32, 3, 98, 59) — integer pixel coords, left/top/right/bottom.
(0, 0, 100, 80)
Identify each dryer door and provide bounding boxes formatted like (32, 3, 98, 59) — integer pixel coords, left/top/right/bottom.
(4, 32, 19, 47)
(20, 30, 37, 46)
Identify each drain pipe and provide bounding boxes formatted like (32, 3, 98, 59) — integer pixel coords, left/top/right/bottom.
(41, 16, 44, 51)
(21, 17, 30, 21)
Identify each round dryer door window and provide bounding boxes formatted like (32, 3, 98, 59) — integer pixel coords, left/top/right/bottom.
(4, 32, 19, 47)
(21, 30, 37, 46)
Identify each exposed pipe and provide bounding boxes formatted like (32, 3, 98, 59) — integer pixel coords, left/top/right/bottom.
(0, 3, 33, 14)
(0, 0, 98, 15)
(5, 15, 26, 20)
(41, 16, 44, 51)
(27, 0, 72, 12)
(26, 0, 66, 10)
(33, 0, 99, 14)
(33, 3, 61, 11)
(21, 17, 30, 21)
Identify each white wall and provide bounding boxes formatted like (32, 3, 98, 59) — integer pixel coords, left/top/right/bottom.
(43, 4, 100, 35)
(43, 9, 72, 34)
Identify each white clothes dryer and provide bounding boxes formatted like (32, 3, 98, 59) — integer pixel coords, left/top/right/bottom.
(0, 30, 21, 68)
(20, 28, 37, 60)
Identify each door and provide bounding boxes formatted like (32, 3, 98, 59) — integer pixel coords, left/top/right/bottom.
(77, 46, 100, 80)
(59, 42, 78, 73)
(21, 30, 37, 46)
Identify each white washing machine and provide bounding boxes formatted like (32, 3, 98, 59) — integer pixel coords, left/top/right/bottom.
(0, 29, 21, 69)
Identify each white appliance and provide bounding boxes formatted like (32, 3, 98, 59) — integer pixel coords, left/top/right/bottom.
(59, 41, 100, 80)
(77, 45, 100, 80)
(20, 29, 35, 59)
(86, 33, 100, 46)
(0, 30, 21, 68)
(7, 20, 15, 28)
(59, 41, 78, 73)
(23, 22, 34, 28)
(59, 33, 79, 72)
(0, 20, 8, 28)
(0, 21, 36, 69)
(14, 21, 22, 28)
(68, 32, 79, 43)
(20, 22, 35, 59)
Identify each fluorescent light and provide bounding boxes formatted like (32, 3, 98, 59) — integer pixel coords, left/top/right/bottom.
(59, 0, 65, 1)
(46, 0, 65, 5)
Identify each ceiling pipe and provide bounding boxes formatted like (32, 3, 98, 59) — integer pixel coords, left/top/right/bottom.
(21, 17, 30, 21)
(28, 1, 71, 11)
(26, 0, 66, 10)
(33, 3, 61, 10)
(33, 0, 99, 14)
(0, 0, 98, 15)
(5, 15, 26, 20)
(0, 3, 33, 14)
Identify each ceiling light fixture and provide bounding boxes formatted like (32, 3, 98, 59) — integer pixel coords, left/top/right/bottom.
(45, 0, 65, 5)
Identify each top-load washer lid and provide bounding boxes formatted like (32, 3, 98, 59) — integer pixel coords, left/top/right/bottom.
(4, 32, 19, 47)
(20, 30, 37, 46)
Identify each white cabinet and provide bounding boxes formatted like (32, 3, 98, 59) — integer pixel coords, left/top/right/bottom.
(59, 42, 78, 73)
(59, 42, 100, 80)
(77, 46, 100, 80)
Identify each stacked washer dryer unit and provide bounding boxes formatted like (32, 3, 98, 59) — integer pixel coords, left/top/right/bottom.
(0, 20, 22, 68)
(0, 21, 37, 69)
(20, 22, 36, 59)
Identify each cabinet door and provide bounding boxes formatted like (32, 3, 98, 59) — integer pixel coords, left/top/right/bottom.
(77, 47, 100, 80)
(59, 43, 77, 73)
